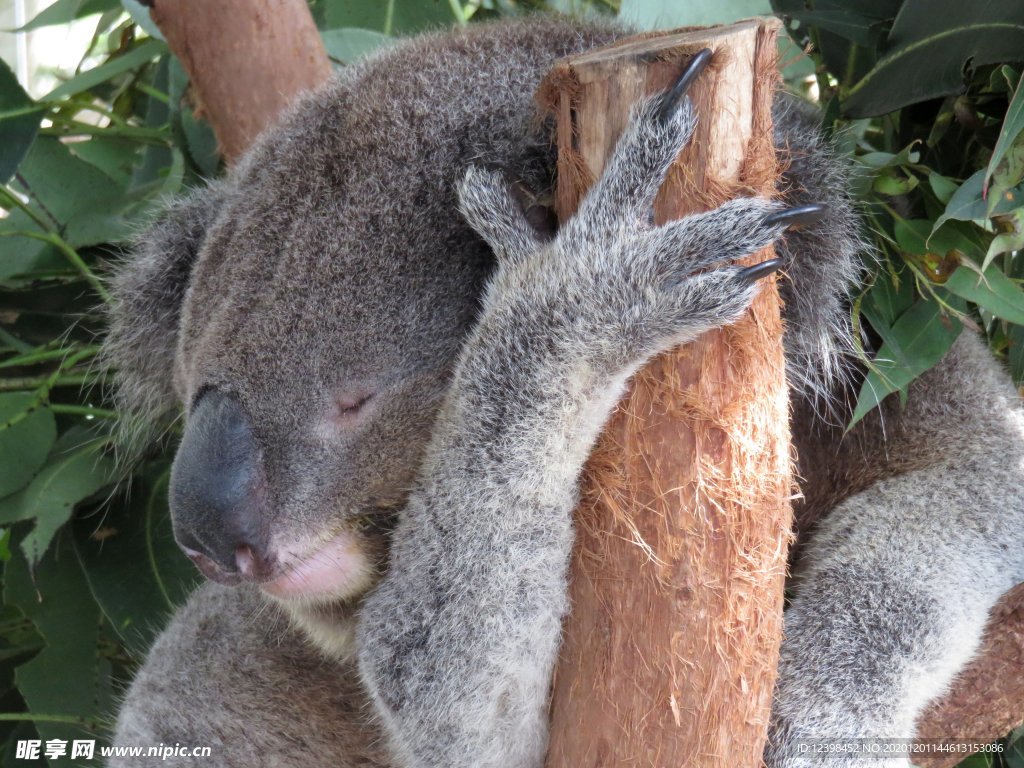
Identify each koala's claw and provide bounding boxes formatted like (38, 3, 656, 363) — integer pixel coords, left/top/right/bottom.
(738, 258, 783, 284)
(763, 203, 828, 230)
(656, 48, 713, 124)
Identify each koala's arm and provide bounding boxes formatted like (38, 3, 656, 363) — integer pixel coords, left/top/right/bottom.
(357, 73, 801, 768)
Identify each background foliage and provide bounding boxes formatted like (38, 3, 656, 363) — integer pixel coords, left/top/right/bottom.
(0, 0, 1021, 764)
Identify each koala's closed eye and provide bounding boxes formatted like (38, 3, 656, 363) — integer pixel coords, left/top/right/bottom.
(329, 391, 376, 425)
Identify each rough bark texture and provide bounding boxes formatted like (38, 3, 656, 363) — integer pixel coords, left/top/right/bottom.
(541, 21, 794, 768)
(148, 0, 332, 163)
(915, 584, 1024, 766)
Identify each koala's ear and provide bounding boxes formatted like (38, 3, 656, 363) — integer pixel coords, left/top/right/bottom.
(457, 166, 546, 264)
(104, 183, 226, 436)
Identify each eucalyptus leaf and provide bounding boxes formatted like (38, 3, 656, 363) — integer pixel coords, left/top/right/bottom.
(928, 172, 958, 205)
(863, 266, 915, 333)
(4, 529, 103, 749)
(850, 297, 963, 427)
(133, 56, 173, 188)
(0, 438, 116, 564)
(872, 172, 917, 196)
(985, 74, 1024, 196)
(945, 266, 1024, 325)
(74, 461, 198, 660)
(121, 0, 165, 41)
(180, 108, 219, 178)
(321, 28, 393, 64)
(985, 204, 1024, 265)
(68, 136, 141, 186)
(0, 393, 56, 499)
(0, 59, 41, 187)
(0, 222, 65, 283)
(1008, 321, 1024, 387)
(11, 0, 120, 32)
(42, 39, 166, 102)
(14, 136, 144, 247)
(622, 0, 771, 27)
(322, 0, 454, 34)
(933, 170, 1024, 232)
(776, 9, 885, 46)
(842, 0, 1024, 117)
(894, 218, 986, 260)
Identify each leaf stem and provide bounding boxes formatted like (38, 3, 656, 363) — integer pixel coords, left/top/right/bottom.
(49, 404, 118, 419)
(3, 231, 110, 302)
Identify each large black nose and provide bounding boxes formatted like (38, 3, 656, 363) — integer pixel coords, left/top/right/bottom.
(170, 391, 275, 583)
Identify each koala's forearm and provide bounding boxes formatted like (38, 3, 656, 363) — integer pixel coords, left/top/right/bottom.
(356, 299, 628, 768)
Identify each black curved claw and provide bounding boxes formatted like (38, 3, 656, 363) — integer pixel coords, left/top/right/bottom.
(656, 48, 713, 124)
(763, 204, 828, 230)
(738, 258, 783, 284)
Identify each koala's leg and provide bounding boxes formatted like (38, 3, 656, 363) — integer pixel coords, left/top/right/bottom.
(766, 335, 1024, 767)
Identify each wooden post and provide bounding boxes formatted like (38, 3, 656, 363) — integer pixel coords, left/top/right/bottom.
(541, 20, 792, 767)
(148, 0, 332, 163)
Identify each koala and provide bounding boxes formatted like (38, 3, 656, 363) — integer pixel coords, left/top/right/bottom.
(103, 15, 1024, 768)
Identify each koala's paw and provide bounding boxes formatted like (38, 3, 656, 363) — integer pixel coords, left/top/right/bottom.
(460, 52, 826, 368)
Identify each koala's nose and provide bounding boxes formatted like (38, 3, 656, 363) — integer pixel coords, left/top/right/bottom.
(170, 391, 275, 583)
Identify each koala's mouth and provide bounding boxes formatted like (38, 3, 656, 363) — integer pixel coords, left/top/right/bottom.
(260, 511, 396, 602)
(261, 529, 374, 601)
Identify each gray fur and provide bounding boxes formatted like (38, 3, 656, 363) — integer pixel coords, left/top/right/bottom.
(105, 16, 1024, 768)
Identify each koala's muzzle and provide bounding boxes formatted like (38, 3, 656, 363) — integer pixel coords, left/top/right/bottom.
(170, 391, 274, 585)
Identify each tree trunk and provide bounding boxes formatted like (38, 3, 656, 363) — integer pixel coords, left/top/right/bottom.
(540, 20, 793, 768)
(915, 583, 1024, 766)
(147, 0, 332, 163)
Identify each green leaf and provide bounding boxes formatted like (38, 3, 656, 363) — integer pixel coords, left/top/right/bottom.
(934, 170, 1024, 231)
(68, 135, 140, 186)
(985, 73, 1024, 195)
(984, 208, 1024, 266)
(121, 0, 165, 40)
(180, 108, 220, 178)
(4, 529, 103, 749)
(851, 297, 963, 427)
(74, 461, 199, 660)
(872, 171, 917, 195)
(322, 0, 455, 35)
(894, 218, 987, 261)
(321, 28, 392, 64)
(10, 136, 149, 249)
(133, 55, 173, 188)
(0, 437, 116, 564)
(0, 59, 41, 186)
(12, 0, 120, 32)
(623, 0, 772, 27)
(842, 0, 1024, 117)
(772, 4, 888, 46)
(0, 393, 56, 498)
(1009, 322, 1024, 387)
(945, 265, 1024, 325)
(928, 172, 958, 204)
(863, 266, 915, 335)
(42, 39, 166, 102)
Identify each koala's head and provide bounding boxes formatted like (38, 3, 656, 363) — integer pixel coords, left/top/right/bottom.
(105, 62, 550, 609)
